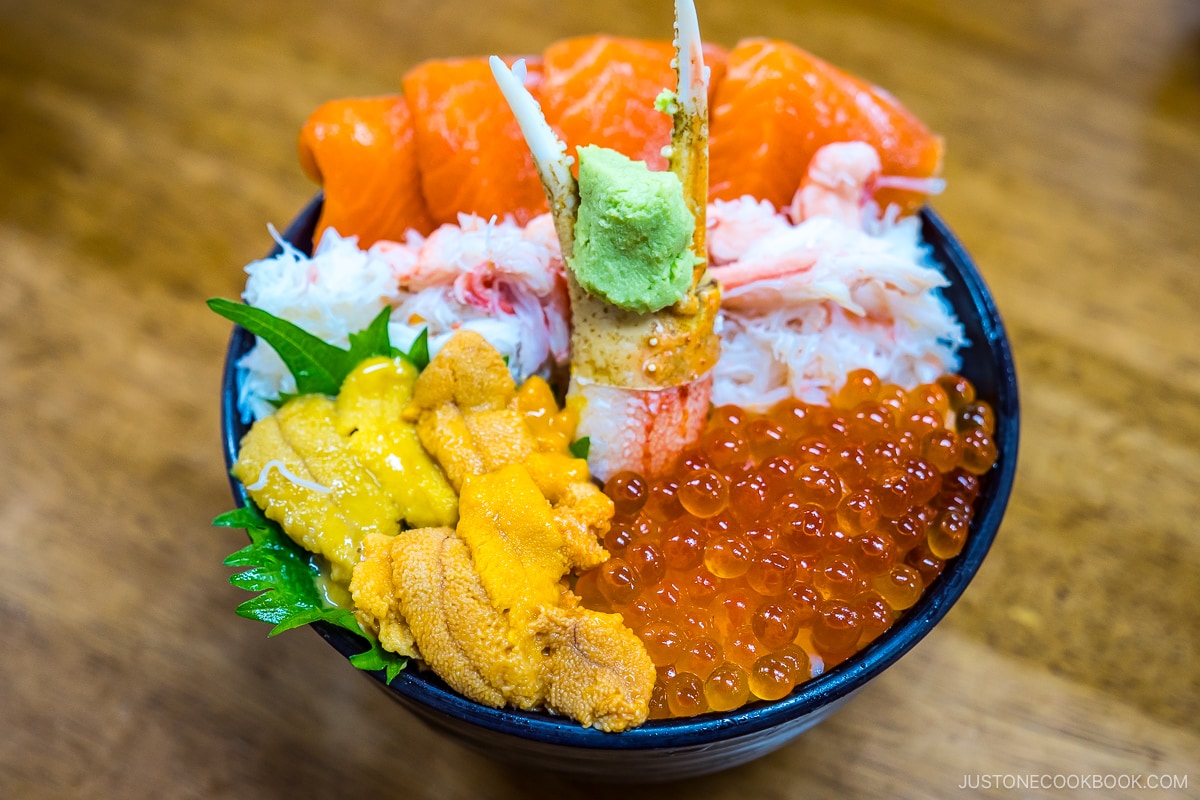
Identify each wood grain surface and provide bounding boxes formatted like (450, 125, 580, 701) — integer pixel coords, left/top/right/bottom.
(2, 0, 1198, 797)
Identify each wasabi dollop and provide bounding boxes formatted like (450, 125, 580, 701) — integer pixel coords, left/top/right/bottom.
(569, 145, 696, 314)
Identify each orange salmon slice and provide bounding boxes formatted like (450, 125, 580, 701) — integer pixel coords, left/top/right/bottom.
(403, 56, 549, 227)
(297, 95, 435, 249)
(709, 39, 943, 214)
(541, 35, 727, 173)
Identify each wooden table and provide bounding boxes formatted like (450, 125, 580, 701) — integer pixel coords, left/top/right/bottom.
(3, 0, 1198, 796)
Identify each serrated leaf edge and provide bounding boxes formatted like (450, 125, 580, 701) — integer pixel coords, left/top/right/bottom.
(213, 509, 409, 682)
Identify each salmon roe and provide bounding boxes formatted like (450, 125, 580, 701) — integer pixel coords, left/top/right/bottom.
(577, 372, 999, 719)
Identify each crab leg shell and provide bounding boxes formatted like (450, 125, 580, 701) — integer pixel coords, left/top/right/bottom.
(488, 56, 579, 259)
(569, 0, 720, 393)
(670, 0, 710, 272)
(568, 2, 721, 481)
(491, 28, 722, 480)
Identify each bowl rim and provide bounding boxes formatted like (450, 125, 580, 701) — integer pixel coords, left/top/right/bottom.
(220, 197, 1019, 750)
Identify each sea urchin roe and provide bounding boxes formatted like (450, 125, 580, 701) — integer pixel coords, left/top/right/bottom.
(351, 332, 657, 732)
(576, 371, 998, 718)
(232, 356, 462, 584)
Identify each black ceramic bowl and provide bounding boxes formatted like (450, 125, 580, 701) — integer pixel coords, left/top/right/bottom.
(220, 197, 1018, 782)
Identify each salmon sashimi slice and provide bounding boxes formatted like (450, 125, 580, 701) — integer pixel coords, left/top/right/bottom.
(708, 38, 943, 215)
(403, 57, 550, 227)
(297, 95, 435, 249)
(541, 35, 727, 173)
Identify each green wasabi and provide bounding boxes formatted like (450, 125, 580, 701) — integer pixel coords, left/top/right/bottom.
(568, 145, 697, 314)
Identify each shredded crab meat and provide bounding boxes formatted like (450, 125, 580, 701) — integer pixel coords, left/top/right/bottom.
(236, 215, 570, 423)
(706, 195, 964, 408)
(236, 196, 962, 419)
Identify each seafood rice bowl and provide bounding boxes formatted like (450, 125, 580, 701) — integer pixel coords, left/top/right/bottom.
(213, 0, 1017, 780)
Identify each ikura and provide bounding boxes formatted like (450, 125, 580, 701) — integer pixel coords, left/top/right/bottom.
(577, 371, 998, 719)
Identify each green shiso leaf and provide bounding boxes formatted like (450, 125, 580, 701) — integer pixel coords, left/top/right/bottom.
(215, 507, 407, 683)
(569, 436, 591, 459)
(208, 298, 350, 396)
(403, 327, 430, 372)
(347, 631, 409, 684)
(345, 306, 394, 368)
(208, 299, 429, 399)
(213, 505, 270, 529)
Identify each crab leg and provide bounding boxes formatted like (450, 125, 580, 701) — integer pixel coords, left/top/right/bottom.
(488, 56, 579, 258)
(669, 0, 710, 269)
(491, 2, 721, 481)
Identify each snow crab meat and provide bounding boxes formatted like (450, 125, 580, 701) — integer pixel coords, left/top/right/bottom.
(570, 376, 713, 481)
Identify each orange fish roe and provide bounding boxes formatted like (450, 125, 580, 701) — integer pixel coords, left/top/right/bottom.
(575, 370, 998, 719)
